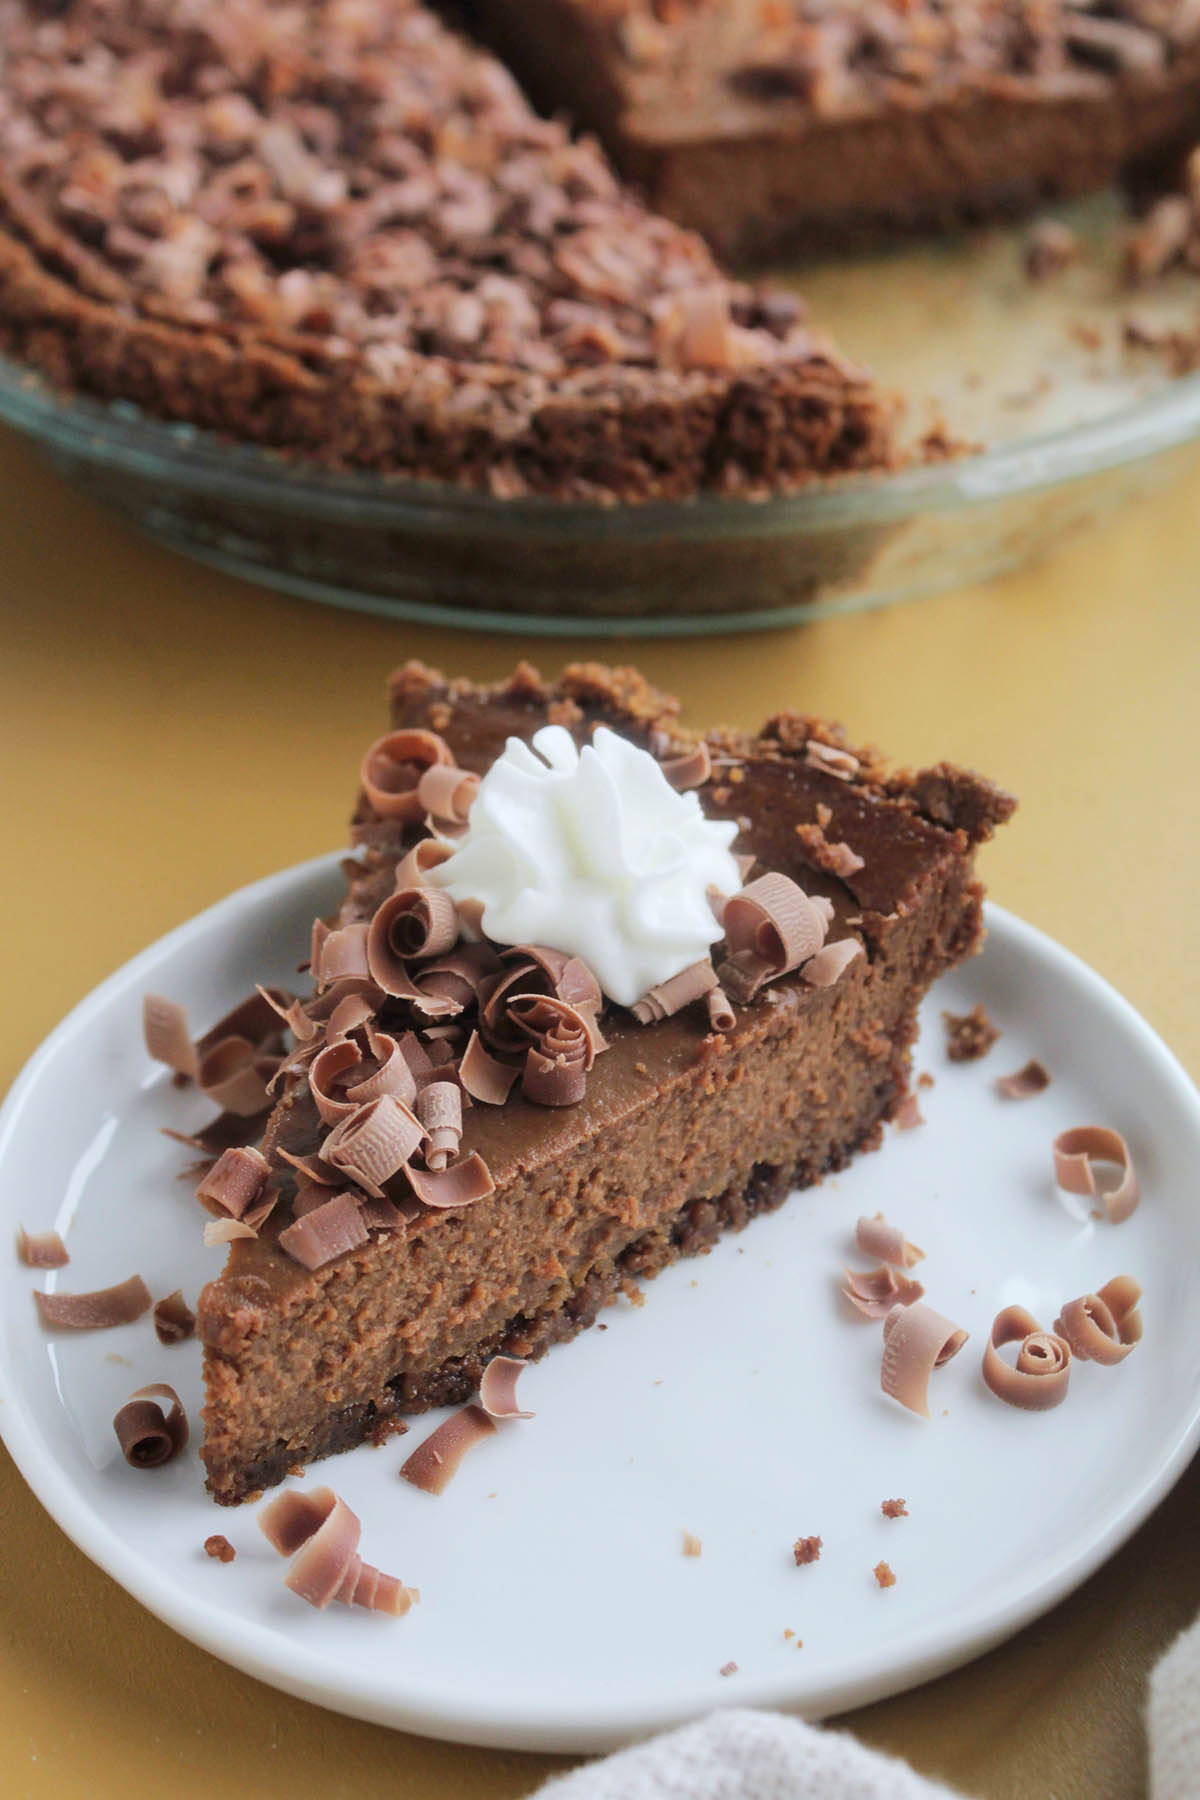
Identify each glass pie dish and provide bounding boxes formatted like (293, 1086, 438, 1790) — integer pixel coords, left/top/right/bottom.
(3, 196, 1200, 636)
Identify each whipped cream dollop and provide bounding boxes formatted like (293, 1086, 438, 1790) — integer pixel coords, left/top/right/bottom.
(429, 725, 740, 1007)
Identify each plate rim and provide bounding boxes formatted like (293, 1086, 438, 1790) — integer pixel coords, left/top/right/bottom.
(2, 858, 1199, 1753)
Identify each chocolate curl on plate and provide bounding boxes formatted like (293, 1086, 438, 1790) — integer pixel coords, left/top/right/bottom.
(415, 1081, 463, 1171)
(34, 1273, 152, 1331)
(278, 1190, 370, 1270)
(400, 1404, 496, 1495)
(995, 1059, 1051, 1099)
(153, 1290, 196, 1344)
(459, 1031, 520, 1105)
(841, 1263, 925, 1319)
(1054, 1276, 1142, 1365)
(1052, 1127, 1140, 1224)
(394, 837, 454, 889)
(259, 1485, 338, 1556)
(195, 1145, 270, 1219)
(417, 763, 480, 829)
(17, 1227, 68, 1268)
(880, 1301, 968, 1419)
(360, 727, 454, 824)
(479, 1356, 534, 1419)
(112, 1382, 189, 1468)
(321, 1095, 425, 1198)
(718, 873, 831, 1001)
(286, 1494, 363, 1609)
(143, 994, 198, 1079)
(657, 742, 711, 791)
(982, 1305, 1072, 1411)
(856, 1213, 924, 1268)
(632, 959, 718, 1024)
(801, 939, 864, 988)
(406, 1153, 495, 1209)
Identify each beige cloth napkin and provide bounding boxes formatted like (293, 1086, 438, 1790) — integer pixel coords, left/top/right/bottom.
(532, 1613, 1200, 1800)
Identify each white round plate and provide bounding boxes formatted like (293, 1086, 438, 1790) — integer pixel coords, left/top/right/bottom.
(2, 856, 1198, 1753)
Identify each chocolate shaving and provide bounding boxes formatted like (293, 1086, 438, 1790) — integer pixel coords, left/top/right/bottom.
(345, 1028, 419, 1109)
(982, 1305, 1072, 1411)
(415, 1081, 463, 1171)
(285, 1493, 363, 1609)
(855, 1214, 924, 1268)
(1052, 1127, 1140, 1224)
(17, 1227, 68, 1268)
(405, 1153, 495, 1210)
(995, 1059, 1051, 1099)
(416, 763, 479, 827)
(113, 1382, 189, 1468)
(196, 1145, 270, 1219)
(196, 1036, 278, 1116)
(632, 959, 718, 1024)
(394, 838, 454, 888)
(478, 1355, 534, 1419)
(1054, 1276, 1142, 1365)
(143, 994, 199, 1079)
(34, 1274, 152, 1331)
(720, 873, 831, 1001)
(880, 1301, 968, 1418)
(360, 729, 455, 823)
(255, 985, 320, 1043)
(657, 743, 711, 791)
(278, 1190, 370, 1270)
(841, 1263, 925, 1319)
(153, 1290, 196, 1344)
(459, 1030, 520, 1105)
(259, 1486, 337, 1557)
(311, 1036, 383, 1125)
(800, 939, 863, 988)
(706, 986, 736, 1032)
(321, 1095, 425, 1197)
(315, 922, 372, 990)
(367, 890, 462, 1006)
(399, 1404, 496, 1494)
(522, 1047, 587, 1106)
(203, 1216, 258, 1246)
(276, 1148, 339, 1186)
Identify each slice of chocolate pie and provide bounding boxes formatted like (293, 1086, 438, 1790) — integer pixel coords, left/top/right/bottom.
(192, 661, 1013, 1504)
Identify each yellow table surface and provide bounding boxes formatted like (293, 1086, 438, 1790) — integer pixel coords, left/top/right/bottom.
(1, 423, 1197, 1800)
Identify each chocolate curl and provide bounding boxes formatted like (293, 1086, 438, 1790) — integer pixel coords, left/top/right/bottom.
(323, 990, 384, 1039)
(315, 922, 371, 991)
(197, 1037, 278, 1116)
(1054, 1276, 1142, 1365)
(345, 1028, 419, 1109)
(880, 1301, 968, 1419)
(415, 1081, 463, 1171)
(801, 939, 864, 989)
(321, 1095, 425, 1198)
(153, 1290, 196, 1344)
(657, 743, 711, 791)
(855, 1213, 924, 1269)
(405, 1153, 495, 1210)
(203, 1216, 258, 1246)
(982, 1306, 1072, 1411)
(276, 1148, 340, 1187)
(285, 1494, 363, 1609)
(479, 961, 554, 1055)
(706, 986, 736, 1033)
(277, 1190, 370, 1270)
(394, 838, 454, 889)
(995, 1059, 1051, 1099)
(17, 1227, 68, 1268)
(367, 889, 461, 1005)
(718, 873, 831, 1000)
(479, 1356, 534, 1420)
(399, 1405, 496, 1495)
(34, 1274, 152, 1331)
(632, 959, 718, 1024)
(360, 728, 454, 823)
(260, 1486, 338, 1556)
(419, 943, 506, 1011)
(1052, 1127, 1140, 1224)
(523, 1049, 587, 1107)
(459, 1031, 520, 1106)
(195, 1145, 270, 1219)
(143, 994, 198, 1079)
(417, 763, 479, 828)
(841, 1263, 925, 1319)
(507, 995, 601, 1070)
(112, 1383, 189, 1468)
